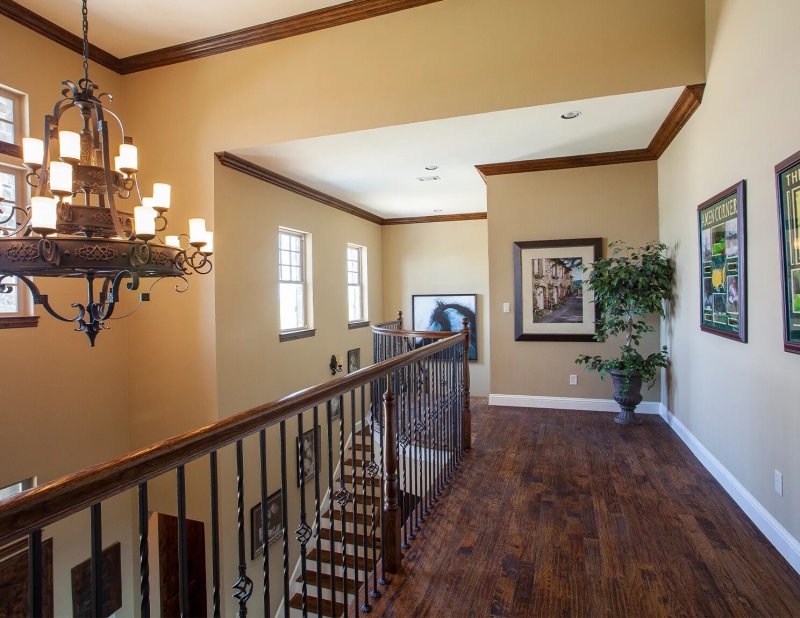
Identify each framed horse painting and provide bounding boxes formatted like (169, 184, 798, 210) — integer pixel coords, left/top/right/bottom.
(411, 293, 478, 361)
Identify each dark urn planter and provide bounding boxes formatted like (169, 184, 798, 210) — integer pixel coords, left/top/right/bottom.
(609, 370, 643, 425)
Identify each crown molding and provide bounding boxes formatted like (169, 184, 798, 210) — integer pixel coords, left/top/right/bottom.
(0, 0, 121, 72)
(1, 0, 442, 75)
(475, 84, 706, 178)
(215, 152, 384, 225)
(382, 212, 487, 225)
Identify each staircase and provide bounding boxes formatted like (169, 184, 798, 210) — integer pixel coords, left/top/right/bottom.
(287, 427, 383, 617)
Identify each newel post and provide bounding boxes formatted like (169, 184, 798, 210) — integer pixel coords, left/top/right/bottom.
(382, 374, 402, 574)
(397, 309, 403, 328)
(461, 318, 472, 450)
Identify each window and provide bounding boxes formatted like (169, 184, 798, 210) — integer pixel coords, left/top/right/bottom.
(0, 165, 30, 318)
(0, 86, 23, 154)
(0, 477, 35, 501)
(278, 228, 311, 333)
(347, 244, 367, 323)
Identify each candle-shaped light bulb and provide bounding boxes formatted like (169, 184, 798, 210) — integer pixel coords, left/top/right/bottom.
(30, 196, 57, 235)
(49, 161, 73, 195)
(152, 183, 171, 210)
(59, 131, 81, 162)
(142, 197, 156, 209)
(165, 235, 182, 249)
(201, 230, 214, 254)
(134, 205, 157, 240)
(189, 218, 207, 246)
(118, 144, 138, 173)
(22, 138, 44, 169)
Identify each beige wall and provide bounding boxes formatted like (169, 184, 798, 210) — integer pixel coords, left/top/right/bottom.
(487, 162, 662, 401)
(382, 220, 490, 395)
(658, 0, 800, 540)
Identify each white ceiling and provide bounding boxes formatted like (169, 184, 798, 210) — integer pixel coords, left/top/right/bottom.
(15, 0, 344, 57)
(232, 86, 683, 219)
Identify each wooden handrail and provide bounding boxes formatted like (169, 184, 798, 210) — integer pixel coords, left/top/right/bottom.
(0, 333, 465, 547)
(371, 325, 455, 339)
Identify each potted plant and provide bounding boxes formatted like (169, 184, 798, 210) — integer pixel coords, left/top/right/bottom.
(575, 241, 674, 425)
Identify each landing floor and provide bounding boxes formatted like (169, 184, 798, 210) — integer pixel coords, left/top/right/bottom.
(368, 400, 800, 617)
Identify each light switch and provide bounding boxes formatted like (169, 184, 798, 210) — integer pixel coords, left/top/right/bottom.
(503, 302, 510, 313)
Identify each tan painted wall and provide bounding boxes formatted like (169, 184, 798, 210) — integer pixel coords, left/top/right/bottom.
(487, 162, 662, 401)
(382, 220, 490, 395)
(658, 0, 800, 540)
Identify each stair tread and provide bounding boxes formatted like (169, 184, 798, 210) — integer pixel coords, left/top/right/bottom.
(307, 547, 375, 570)
(288, 592, 344, 617)
(318, 526, 381, 545)
(323, 509, 374, 523)
(297, 569, 364, 594)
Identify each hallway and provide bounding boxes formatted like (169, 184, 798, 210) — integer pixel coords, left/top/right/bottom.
(368, 400, 800, 617)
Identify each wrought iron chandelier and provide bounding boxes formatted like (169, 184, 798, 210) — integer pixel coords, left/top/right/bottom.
(0, 0, 212, 346)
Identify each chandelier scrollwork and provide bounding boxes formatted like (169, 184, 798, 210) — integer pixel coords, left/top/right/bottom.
(0, 0, 213, 346)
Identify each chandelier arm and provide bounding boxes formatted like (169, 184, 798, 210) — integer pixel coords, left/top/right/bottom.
(14, 274, 87, 324)
(94, 270, 140, 322)
(95, 116, 130, 239)
(106, 275, 190, 321)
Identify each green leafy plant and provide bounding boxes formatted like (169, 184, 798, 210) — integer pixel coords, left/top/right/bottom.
(575, 241, 674, 387)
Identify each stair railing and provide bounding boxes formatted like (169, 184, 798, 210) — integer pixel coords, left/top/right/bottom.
(0, 326, 469, 618)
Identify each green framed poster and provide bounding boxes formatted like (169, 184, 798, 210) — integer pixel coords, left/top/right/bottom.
(775, 150, 800, 354)
(697, 180, 747, 342)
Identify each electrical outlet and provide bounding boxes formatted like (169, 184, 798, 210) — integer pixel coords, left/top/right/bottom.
(503, 302, 510, 313)
(569, 374, 578, 385)
(775, 470, 783, 496)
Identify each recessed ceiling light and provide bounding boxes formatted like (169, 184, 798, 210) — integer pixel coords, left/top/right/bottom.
(417, 176, 440, 182)
(561, 111, 581, 120)
(433, 209, 443, 213)
(425, 165, 439, 171)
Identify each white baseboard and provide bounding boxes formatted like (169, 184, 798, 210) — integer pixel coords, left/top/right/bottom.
(488, 393, 661, 415)
(658, 404, 800, 574)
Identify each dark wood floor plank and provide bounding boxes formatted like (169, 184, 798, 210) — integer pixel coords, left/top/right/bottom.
(367, 400, 800, 617)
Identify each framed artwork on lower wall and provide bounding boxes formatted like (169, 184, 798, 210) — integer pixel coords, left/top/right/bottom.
(251, 490, 283, 559)
(775, 149, 800, 354)
(411, 293, 478, 361)
(697, 180, 747, 342)
(512, 238, 602, 341)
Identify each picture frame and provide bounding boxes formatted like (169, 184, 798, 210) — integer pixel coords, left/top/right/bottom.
(347, 348, 360, 373)
(775, 149, 800, 354)
(327, 394, 342, 421)
(512, 238, 602, 341)
(697, 180, 747, 342)
(250, 490, 283, 559)
(296, 425, 320, 487)
(411, 294, 478, 361)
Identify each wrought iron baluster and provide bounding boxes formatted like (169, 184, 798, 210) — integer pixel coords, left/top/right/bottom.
(350, 390, 361, 617)
(138, 482, 151, 618)
(90, 502, 103, 618)
(382, 372, 402, 575)
(210, 452, 222, 618)
(280, 422, 291, 618)
(177, 465, 189, 617)
(367, 386, 381, 600)
(377, 372, 387, 586)
(233, 440, 253, 617)
(433, 352, 442, 503)
(359, 385, 372, 612)
(400, 362, 410, 551)
(412, 360, 422, 533)
(326, 398, 338, 616)
(312, 406, 322, 618)
(423, 355, 432, 518)
(296, 413, 311, 617)
(28, 529, 43, 618)
(258, 429, 270, 616)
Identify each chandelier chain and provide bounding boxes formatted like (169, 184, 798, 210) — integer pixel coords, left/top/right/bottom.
(82, 0, 89, 83)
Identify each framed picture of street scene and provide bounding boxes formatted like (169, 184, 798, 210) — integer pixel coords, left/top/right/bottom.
(411, 294, 478, 361)
(697, 180, 747, 342)
(775, 150, 800, 354)
(512, 238, 602, 341)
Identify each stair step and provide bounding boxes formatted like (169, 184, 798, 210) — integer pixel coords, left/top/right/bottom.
(307, 548, 375, 571)
(318, 526, 381, 546)
(337, 476, 382, 487)
(323, 509, 374, 524)
(297, 569, 363, 594)
(288, 592, 344, 618)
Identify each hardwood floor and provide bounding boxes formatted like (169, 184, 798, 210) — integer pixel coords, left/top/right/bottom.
(368, 399, 800, 617)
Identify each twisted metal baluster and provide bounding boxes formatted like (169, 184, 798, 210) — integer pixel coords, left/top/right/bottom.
(210, 452, 222, 618)
(258, 430, 271, 616)
(232, 440, 253, 617)
(359, 385, 372, 612)
(280, 422, 291, 618)
(138, 483, 150, 617)
(177, 466, 189, 617)
(296, 414, 311, 617)
(326, 399, 338, 616)
(312, 407, 322, 617)
(350, 391, 362, 616)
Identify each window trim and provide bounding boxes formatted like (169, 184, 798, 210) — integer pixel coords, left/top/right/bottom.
(278, 227, 312, 335)
(0, 163, 35, 326)
(0, 85, 24, 159)
(347, 243, 368, 324)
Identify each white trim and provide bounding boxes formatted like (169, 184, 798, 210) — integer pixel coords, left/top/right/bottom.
(488, 394, 661, 415)
(658, 404, 800, 574)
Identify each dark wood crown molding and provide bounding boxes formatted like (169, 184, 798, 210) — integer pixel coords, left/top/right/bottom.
(1, 0, 442, 75)
(0, 0, 120, 72)
(475, 84, 706, 177)
(383, 212, 487, 225)
(215, 152, 384, 225)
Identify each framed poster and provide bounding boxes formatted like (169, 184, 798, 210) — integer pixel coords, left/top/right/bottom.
(296, 425, 320, 486)
(327, 394, 342, 421)
(411, 293, 478, 361)
(251, 490, 283, 559)
(347, 348, 360, 373)
(512, 238, 602, 341)
(697, 180, 747, 342)
(775, 149, 800, 353)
